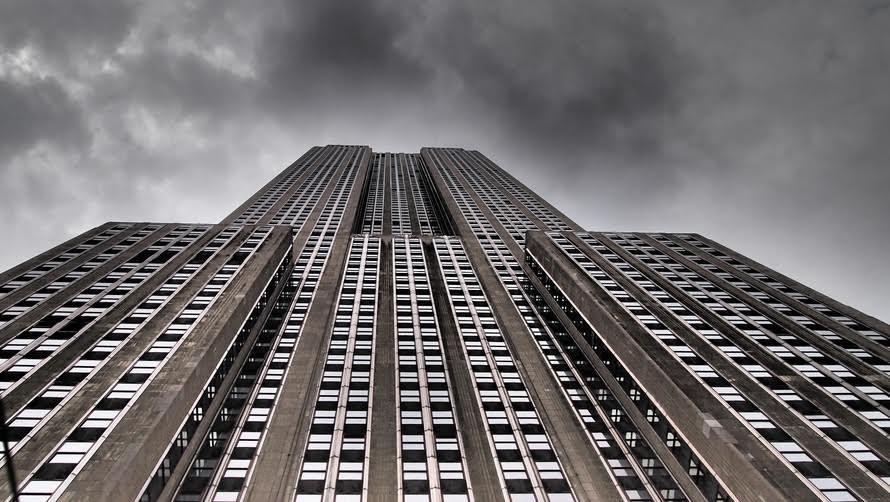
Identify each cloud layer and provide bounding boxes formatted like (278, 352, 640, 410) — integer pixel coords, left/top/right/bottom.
(1, 0, 888, 320)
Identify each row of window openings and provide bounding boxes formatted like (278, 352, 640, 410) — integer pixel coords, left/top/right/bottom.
(434, 239, 572, 499)
(232, 146, 336, 225)
(550, 235, 858, 500)
(267, 163, 337, 226)
(140, 249, 291, 501)
(231, 149, 325, 223)
(0, 228, 213, 395)
(296, 238, 379, 499)
(460, 150, 574, 232)
(207, 225, 345, 500)
(393, 238, 470, 499)
(674, 236, 888, 347)
(590, 234, 890, 482)
(360, 162, 385, 234)
(649, 235, 889, 368)
(406, 161, 444, 236)
(528, 248, 732, 502)
(473, 234, 661, 501)
(270, 152, 360, 226)
(0, 228, 199, 316)
(0, 225, 134, 297)
(0, 227, 163, 326)
(1, 229, 242, 458)
(16, 227, 272, 500)
(608, 235, 890, 432)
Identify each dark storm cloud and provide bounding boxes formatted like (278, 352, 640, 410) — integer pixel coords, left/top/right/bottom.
(254, 0, 688, 156)
(0, 76, 88, 158)
(260, 1, 424, 86)
(413, 1, 688, 154)
(0, 0, 135, 72)
(0, 0, 888, 320)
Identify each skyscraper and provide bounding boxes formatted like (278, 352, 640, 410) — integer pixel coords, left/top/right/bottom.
(0, 145, 887, 502)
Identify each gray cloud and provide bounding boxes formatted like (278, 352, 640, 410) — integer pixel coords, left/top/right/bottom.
(0, 0, 134, 63)
(413, 1, 689, 154)
(0, 76, 88, 158)
(0, 0, 888, 320)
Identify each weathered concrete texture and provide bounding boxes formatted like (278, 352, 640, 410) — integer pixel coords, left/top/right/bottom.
(637, 234, 890, 461)
(519, 263, 709, 502)
(594, 232, 889, 501)
(243, 147, 372, 501)
(366, 237, 397, 502)
(155, 239, 296, 502)
(526, 231, 814, 502)
(58, 226, 292, 502)
(365, 158, 398, 501)
(415, 157, 457, 236)
(423, 237, 505, 502)
(440, 156, 673, 500)
(420, 149, 623, 501)
(398, 154, 423, 235)
(383, 152, 393, 236)
(0, 226, 250, 499)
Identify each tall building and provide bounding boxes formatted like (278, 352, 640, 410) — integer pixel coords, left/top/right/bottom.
(0, 145, 887, 502)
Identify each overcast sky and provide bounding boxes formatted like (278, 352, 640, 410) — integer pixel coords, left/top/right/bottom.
(1, 0, 888, 321)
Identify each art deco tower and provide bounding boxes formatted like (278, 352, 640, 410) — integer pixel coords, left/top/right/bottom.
(0, 145, 887, 502)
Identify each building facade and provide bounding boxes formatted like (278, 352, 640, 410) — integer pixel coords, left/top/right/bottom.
(0, 145, 887, 502)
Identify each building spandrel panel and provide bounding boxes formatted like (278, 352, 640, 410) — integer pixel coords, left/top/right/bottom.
(0, 145, 885, 502)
